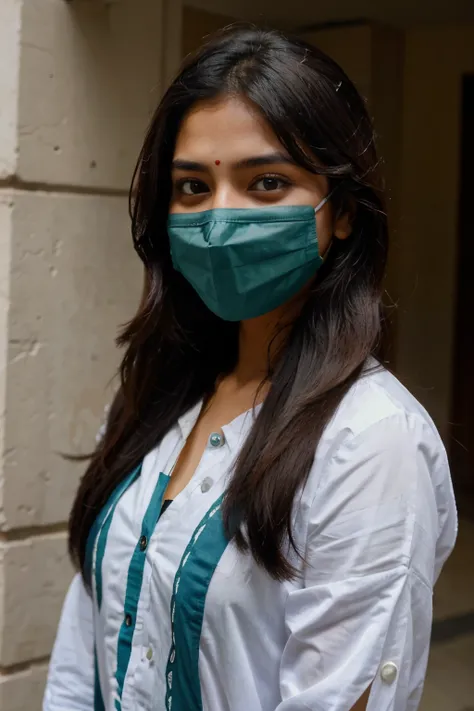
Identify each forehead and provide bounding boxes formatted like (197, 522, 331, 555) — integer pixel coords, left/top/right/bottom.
(173, 96, 284, 160)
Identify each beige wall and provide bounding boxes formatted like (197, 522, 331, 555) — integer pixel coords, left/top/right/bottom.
(0, 0, 180, 706)
(397, 25, 474, 436)
(182, 6, 236, 57)
(302, 25, 375, 100)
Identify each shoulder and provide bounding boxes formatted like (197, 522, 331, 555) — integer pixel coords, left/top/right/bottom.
(303, 359, 457, 580)
(315, 357, 445, 463)
(334, 358, 440, 436)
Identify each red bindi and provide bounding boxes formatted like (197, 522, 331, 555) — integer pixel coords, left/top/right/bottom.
(215, 159, 221, 165)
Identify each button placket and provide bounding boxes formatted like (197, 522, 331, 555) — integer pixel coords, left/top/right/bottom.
(184, 447, 227, 501)
(160, 434, 228, 519)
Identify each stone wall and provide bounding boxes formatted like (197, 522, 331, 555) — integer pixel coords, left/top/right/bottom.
(0, 0, 180, 706)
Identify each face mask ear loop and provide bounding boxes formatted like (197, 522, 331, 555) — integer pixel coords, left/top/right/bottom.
(321, 241, 333, 263)
(314, 188, 336, 262)
(314, 187, 336, 215)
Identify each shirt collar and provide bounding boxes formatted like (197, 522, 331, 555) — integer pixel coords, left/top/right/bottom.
(222, 404, 261, 452)
(176, 400, 262, 454)
(177, 400, 202, 440)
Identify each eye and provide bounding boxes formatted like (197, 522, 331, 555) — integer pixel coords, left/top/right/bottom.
(250, 175, 291, 192)
(177, 179, 209, 196)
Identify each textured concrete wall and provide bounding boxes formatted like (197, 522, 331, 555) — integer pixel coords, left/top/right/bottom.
(0, 0, 179, 705)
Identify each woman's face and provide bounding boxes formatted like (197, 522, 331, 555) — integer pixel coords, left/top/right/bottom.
(169, 96, 352, 257)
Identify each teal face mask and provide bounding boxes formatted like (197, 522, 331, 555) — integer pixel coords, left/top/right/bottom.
(168, 198, 330, 321)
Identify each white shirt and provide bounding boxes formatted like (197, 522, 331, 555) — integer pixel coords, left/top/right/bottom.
(44, 362, 457, 711)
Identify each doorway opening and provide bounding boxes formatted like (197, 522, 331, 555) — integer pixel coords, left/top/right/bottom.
(450, 73, 474, 517)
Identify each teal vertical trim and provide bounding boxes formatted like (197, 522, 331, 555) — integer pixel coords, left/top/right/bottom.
(94, 467, 142, 610)
(165, 496, 229, 711)
(85, 464, 142, 711)
(85, 465, 142, 593)
(114, 471, 170, 709)
(94, 652, 105, 711)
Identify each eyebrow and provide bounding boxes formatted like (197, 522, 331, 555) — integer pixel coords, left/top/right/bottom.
(171, 152, 296, 172)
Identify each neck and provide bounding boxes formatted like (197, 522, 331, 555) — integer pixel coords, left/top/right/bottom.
(233, 301, 300, 387)
(233, 317, 277, 386)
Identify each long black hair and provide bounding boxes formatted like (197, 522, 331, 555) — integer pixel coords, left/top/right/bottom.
(69, 26, 388, 582)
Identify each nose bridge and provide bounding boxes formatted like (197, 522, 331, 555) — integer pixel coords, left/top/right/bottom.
(210, 182, 240, 210)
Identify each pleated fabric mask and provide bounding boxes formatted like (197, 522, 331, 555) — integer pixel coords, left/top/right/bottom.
(168, 197, 330, 321)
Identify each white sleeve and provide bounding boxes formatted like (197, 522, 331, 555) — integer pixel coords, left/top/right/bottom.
(43, 573, 95, 711)
(278, 413, 457, 711)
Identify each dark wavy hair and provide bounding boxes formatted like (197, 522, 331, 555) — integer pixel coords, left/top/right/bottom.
(69, 26, 388, 582)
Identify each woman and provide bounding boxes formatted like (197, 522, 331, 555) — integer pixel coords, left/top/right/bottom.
(44, 26, 457, 711)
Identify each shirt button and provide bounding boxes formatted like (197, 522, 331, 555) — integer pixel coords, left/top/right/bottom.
(124, 613, 133, 627)
(200, 477, 213, 493)
(380, 662, 398, 684)
(139, 535, 148, 551)
(209, 432, 225, 448)
(146, 647, 153, 661)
